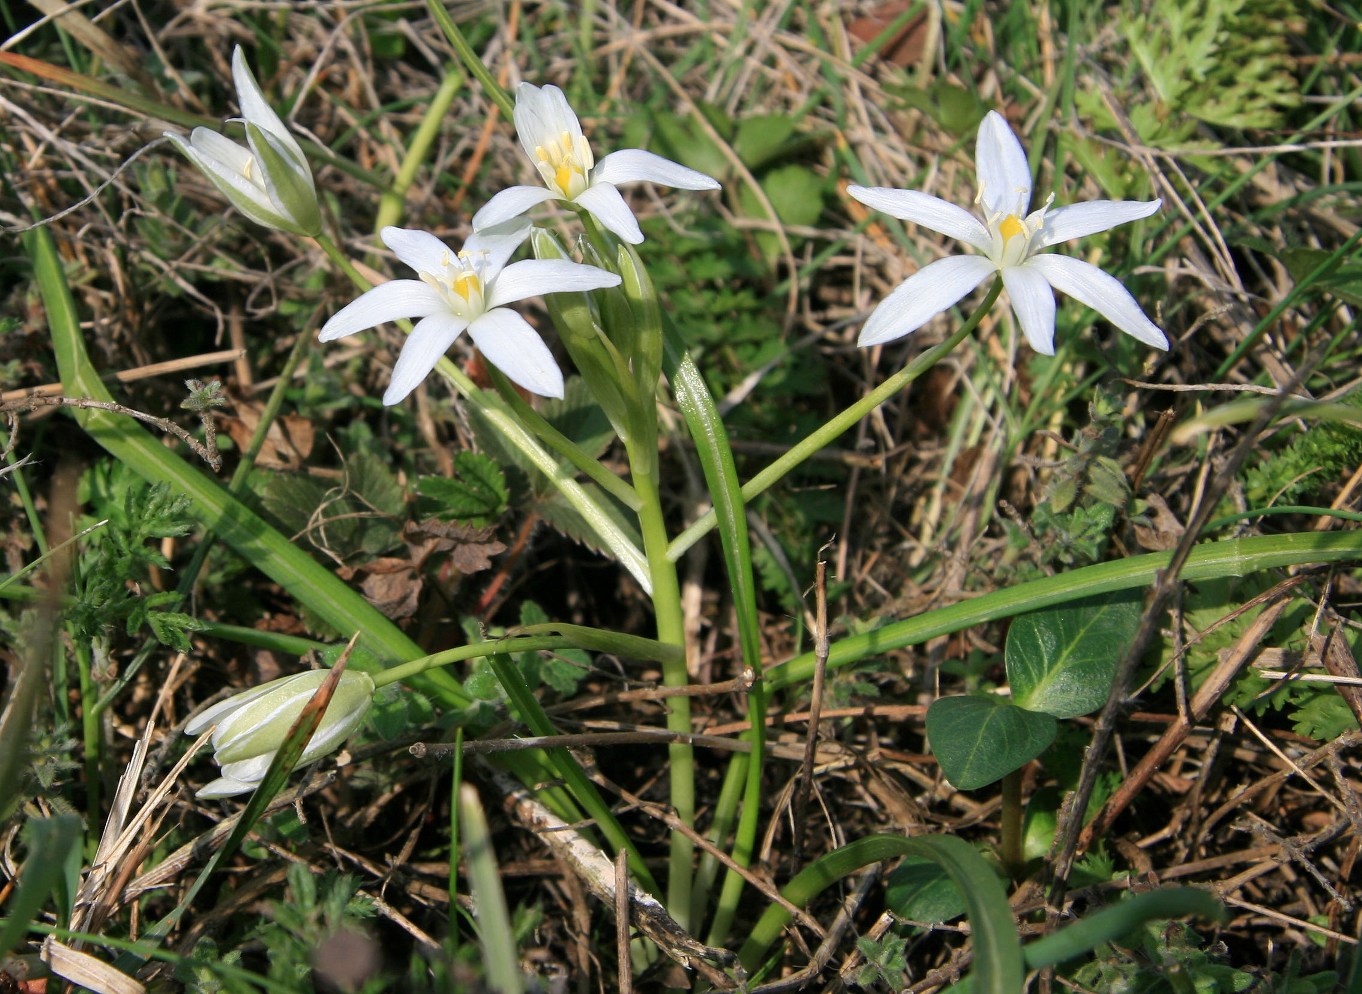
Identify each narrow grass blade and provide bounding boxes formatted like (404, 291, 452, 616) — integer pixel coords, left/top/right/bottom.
(772, 531, 1362, 691)
(1021, 887, 1224, 969)
(0, 815, 83, 957)
(26, 224, 465, 704)
(487, 654, 660, 897)
(738, 834, 1023, 994)
(458, 784, 524, 994)
(668, 347, 767, 941)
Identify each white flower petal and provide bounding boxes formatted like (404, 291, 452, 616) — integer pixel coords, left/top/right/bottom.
(467, 309, 565, 399)
(593, 148, 720, 190)
(318, 280, 443, 341)
(514, 83, 587, 168)
(384, 313, 470, 405)
(1001, 264, 1058, 355)
(219, 753, 274, 785)
(462, 216, 533, 275)
(575, 182, 644, 244)
(472, 185, 563, 231)
(858, 255, 997, 347)
(230, 46, 306, 168)
(848, 186, 991, 252)
(380, 227, 457, 275)
(976, 111, 1032, 217)
(487, 259, 621, 309)
(1040, 199, 1161, 248)
(196, 775, 258, 799)
(175, 138, 295, 232)
(1028, 255, 1168, 350)
(185, 127, 255, 175)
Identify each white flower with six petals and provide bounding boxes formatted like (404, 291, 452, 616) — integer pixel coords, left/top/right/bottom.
(848, 111, 1167, 354)
(164, 46, 320, 236)
(319, 218, 620, 403)
(472, 83, 721, 245)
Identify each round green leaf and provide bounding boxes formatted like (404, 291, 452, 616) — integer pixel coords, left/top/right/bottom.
(1007, 589, 1143, 719)
(926, 695, 1057, 790)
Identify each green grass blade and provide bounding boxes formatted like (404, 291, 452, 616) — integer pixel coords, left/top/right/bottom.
(737, 834, 1023, 994)
(26, 223, 466, 705)
(771, 531, 1362, 690)
(458, 784, 524, 994)
(487, 653, 660, 897)
(1022, 887, 1224, 969)
(668, 348, 767, 942)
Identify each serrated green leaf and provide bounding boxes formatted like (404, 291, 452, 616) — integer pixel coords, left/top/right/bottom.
(417, 451, 509, 525)
(926, 695, 1056, 790)
(1008, 589, 1143, 718)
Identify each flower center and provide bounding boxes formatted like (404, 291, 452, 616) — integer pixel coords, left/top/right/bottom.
(985, 203, 1049, 270)
(533, 130, 594, 199)
(420, 250, 488, 319)
(241, 155, 267, 192)
(998, 214, 1026, 242)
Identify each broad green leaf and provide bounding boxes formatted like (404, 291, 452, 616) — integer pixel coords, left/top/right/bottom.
(926, 695, 1056, 790)
(734, 114, 798, 171)
(885, 856, 967, 924)
(1008, 589, 1143, 718)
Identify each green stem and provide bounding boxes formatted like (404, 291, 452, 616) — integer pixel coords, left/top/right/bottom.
(373, 627, 681, 689)
(375, 67, 465, 233)
(425, 0, 516, 119)
(667, 278, 1002, 561)
(771, 530, 1362, 690)
(487, 366, 642, 510)
(318, 234, 652, 589)
(1000, 768, 1023, 879)
(629, 446, 695, 928)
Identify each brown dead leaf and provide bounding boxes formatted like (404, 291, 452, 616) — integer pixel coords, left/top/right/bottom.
(404, 519, 506, 574)
(337, 558, 423, 620)
(1133, 492, 1183, 551)
(847, 2, 930, 68)
(221, 394, 315, 470)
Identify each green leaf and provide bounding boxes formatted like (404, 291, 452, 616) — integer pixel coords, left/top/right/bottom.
(0, 815, 83, 957)
(1008, 589, 1143, 718)
(739, 834, 1023, 994)
(1281, 247, 1362, 308)
(885, 856, 968, 924)
(926, 695, 1056, 790)
(756, 164, 825, 228)
(733, 114, 798, 171)
(417, 451, 509, 525)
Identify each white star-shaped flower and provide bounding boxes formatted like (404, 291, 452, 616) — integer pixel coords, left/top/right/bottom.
(849, 111, 1168, 354)
(472, 82, 720, 245)
(319, 218, 620, 403)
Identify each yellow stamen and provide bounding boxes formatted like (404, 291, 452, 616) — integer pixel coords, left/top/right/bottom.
(242, 157, 254, 182)
(999, 214, 1025, 241)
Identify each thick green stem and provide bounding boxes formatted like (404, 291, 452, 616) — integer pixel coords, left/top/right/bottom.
(667, 278, 1002, 561)
(630, 448, 695, 927)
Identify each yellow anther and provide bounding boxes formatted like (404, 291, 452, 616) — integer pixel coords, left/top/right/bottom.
(242, 157, 254, 182)
(999, 214, 1026, 241)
